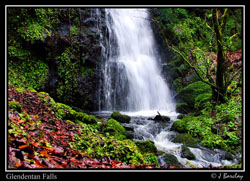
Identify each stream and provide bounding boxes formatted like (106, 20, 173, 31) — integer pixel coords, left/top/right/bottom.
(94, 111, 237, 168)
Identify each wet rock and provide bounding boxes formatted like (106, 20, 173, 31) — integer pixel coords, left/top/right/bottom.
(162, 153, 183, 167)
(225, 151, 234, 161)
(125, 131, 134, 139)
(181, 145, 196, 160)
(177, 114, 185, 119)
(152, 115, 171, 122)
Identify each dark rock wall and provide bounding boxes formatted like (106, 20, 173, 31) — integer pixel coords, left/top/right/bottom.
(44, 8, 107, 111)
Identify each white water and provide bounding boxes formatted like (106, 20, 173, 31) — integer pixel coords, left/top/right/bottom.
(99, 8, 235, 168)
(103, 9, 175, 112)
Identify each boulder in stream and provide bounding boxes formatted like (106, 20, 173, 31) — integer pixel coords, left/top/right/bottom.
(111, 111, 131, 123)
(149, 111, 170, 122)
(181, 145, 196, 160)
(172, 133, 199, 147)
(162, 153, 183, 167)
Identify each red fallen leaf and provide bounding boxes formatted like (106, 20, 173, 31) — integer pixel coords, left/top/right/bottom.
(16, 162, 22, 168)
(18, 145, 29, 149)
(40, 150, 51, 158)
(35, 160, 46, 168)
(29, 141, 39, 148)
(41, 146, 54, 152)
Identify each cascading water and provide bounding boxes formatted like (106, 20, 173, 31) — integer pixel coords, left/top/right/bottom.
(102, 8, 175, 112)
(97, 8, 236, 168)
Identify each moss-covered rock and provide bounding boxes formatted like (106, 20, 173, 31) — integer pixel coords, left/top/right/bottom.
(135, 140, 157, 153)
(104, 119, 126, 140)
(173, 133, 199, 147)
(163, 153, 182, 167)
(177, 114, 185, 119)
(111, 111, 131, 123)
(54, 102, 98, 124)
(194, 92, 212, 111)
(176, 81, 212, 113)
(181, 145, 196, 160)
(176, 102, 189, 114)
(170, 119, 187, 133)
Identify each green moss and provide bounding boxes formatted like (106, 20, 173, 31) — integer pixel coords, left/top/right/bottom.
(176, 102, 189, 114)
(135, 140, 157, 153)
(8, 101, 22, 112)
(16, 87, 25, 93)
(194, 92, 212, 111)
(171, 119, 187, 133)
(104, 119, 126, 140)
(176, 81, 212, 111)
(173, 133, 199, 147)
(54, 102, 98, 124)
(111, 111, 131, 123)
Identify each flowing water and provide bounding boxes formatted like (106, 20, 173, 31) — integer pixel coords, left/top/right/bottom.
(97, 8, 236, 168)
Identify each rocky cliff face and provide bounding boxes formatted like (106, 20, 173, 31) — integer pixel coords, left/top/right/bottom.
(43, 8, 107, 111)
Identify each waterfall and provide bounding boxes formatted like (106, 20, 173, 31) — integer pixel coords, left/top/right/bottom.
(95, 8, 236, 168)
(101, 8, 175, 112)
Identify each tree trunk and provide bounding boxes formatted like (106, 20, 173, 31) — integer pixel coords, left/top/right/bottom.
(212, 8, 228, 103)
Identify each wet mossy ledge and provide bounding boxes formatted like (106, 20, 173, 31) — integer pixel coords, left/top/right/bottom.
(111, 111, 131, 123)
(8, 85, 159, 168)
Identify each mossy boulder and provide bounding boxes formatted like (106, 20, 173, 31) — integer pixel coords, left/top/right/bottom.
(176, 102, 189, 114)
(194, 93, 212, 111)
(163, 153, 182, 167)
(181, 145, 196, 160)
(172, 133, 199, 147)
(176, 81, 212, 113)
(111, 111, 131, 123)
(54, 102, 98, 124)
(170, 119, 187, 133)
(104, 119, 126, 140)
(135, 140, 157, 153)
(177, 114, 185, 119)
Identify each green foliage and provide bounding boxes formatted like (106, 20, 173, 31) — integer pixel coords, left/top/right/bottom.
(8, 101, 22, 112)
(155, 8, 242, 103)
(69, 128, 158, 166)
(54, 102, 98, 124)
(8, 59, 49, 90)
(172, 95, 242, 151)
(17, 23, 51, 41)
(104, 119, 126, 140)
